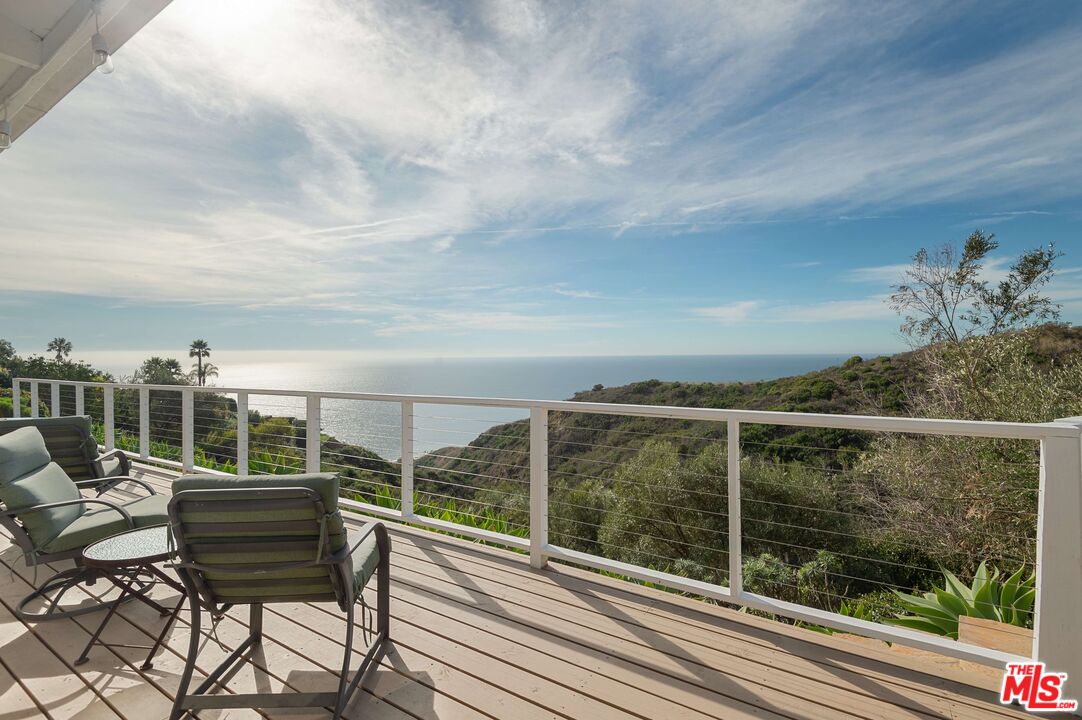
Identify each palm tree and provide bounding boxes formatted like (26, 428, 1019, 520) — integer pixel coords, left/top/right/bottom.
(46, 337, 72, 362)
(200, 361, 219, 386)
(190, 361, 219, 386)
(189, 339, 212, 386)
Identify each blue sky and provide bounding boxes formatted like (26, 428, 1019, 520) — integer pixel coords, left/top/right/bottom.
(1, 0, 1081, 359)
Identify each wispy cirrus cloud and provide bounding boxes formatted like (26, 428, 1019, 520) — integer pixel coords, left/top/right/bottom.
(954, 210, 1055, 228)
(554, 287, 602, 299)
(695, 295, 894, 324)
(844, 264, 912, 285)
(374, 310, 615, 336)
(846, 255, 1023, 286)
(692, 301, 763, 324)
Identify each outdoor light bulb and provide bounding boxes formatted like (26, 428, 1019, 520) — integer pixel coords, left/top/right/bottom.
(95, 51, 114, 74)
(0, 120, 11, 150)
(91, 33, 114, 74)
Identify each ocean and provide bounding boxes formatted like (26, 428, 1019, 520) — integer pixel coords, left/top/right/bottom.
(81, 352, 864, 459)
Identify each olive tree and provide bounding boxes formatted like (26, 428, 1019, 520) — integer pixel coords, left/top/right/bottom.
(890, 230, 1061, 346)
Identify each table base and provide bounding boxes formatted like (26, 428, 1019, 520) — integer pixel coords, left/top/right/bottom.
(75, 564, 186, 669)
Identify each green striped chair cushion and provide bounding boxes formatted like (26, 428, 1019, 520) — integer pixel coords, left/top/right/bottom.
(169, 474, 377, 606)
(0, 417, 102, 481)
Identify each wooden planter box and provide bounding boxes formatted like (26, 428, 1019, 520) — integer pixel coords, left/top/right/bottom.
(958, 615, 1033, 656)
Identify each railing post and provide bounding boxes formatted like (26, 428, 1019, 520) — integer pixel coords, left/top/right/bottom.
(104, 386, 114, 450)
(50, 381, 59, 417)
(30, 381, 38, 417)
(181, 388, 194, 472)
(401, 400, 414, 517)
(11, 380, 19, 418)
(75, 384, 84, 417)
(306, 394, 321, 473)
(530, 406, 549, 569)
(236, 392, 248, 475)
(139, 387, 149, 459)
(1036, 418, 1082, 701)
(728, 420, 743, 599)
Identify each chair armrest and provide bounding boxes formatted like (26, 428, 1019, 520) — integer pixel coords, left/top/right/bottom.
(325, 521, 388, 565)
(326, 522, 389, 608)
(1, 498, 134, 528)
(348, 521, 386, 556)
(76, 476, 156, 497)
(93, 448, 132, 480)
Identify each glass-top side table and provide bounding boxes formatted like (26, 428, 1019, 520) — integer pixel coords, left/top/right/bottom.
(78, 524, 185, 669)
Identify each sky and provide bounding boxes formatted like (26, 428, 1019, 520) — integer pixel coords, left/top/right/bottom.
(1, 0, 1081, 359)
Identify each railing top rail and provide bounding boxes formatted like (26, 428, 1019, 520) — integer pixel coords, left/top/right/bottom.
(14, 376, 1079, 439)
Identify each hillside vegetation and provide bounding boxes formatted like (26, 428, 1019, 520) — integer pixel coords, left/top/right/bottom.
(419, 324, 1082, 488)
(411, 324, 1082, 619)
(418, 348, 918, 486)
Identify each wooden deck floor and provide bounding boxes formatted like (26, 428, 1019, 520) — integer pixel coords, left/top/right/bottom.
(0, 468, 1026, 720)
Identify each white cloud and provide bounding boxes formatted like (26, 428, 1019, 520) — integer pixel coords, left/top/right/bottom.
(692, 301, 763, 324)
(375, 310, 613, 336)
(956, 210, 1055, 228)
(845, 264, 912, 285)
(847, 255, 1017, 286)
(780, 295, 895, 322)
(694, 295, 894, 324)
(554, 287, 601, 299)
(431, 236, 456, 253)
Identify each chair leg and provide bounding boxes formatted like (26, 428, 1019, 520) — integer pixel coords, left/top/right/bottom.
(250, 603, 263, 643)
(377, 525, 391, 640)
(335, 525, 392, 718)
(333, 602, 356, 720)
(170, 585, 202, 720)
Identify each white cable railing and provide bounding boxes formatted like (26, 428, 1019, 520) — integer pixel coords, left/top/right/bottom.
(9, 376, 1082, 679)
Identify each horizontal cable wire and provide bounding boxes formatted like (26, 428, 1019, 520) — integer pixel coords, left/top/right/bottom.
(549, 499, 728, 535)
(550, 517, 731, 556)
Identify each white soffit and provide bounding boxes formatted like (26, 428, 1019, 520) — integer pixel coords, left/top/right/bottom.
(0, 0, 171, 148)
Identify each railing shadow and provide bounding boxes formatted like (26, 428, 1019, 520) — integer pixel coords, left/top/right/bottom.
(410, 540, 813, 720)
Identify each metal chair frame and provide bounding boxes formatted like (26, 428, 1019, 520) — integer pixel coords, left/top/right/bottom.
(167, 487, 390, 720)
(0, 475, 158, 620)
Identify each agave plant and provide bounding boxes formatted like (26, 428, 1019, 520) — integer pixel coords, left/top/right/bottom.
(888, 561, 1035, 638)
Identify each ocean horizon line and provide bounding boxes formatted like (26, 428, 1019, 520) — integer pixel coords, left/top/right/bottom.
(70, 349, 896, 363)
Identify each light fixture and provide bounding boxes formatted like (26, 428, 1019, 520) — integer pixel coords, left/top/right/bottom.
(90, 1, 114, 74)
(0, 106, 10, 150)
(91, 32, 114, 74)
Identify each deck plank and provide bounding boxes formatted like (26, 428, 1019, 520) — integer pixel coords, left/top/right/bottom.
(387, 566, 907, 720)
(0, 653, 45, 720)
(386, 536, 1019, 720)
(388, 522, 1008, 696)
(0, 591, 124, 720)
(263, 603, 568, 720)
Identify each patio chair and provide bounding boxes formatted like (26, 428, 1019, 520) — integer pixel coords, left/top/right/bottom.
(0, 416, 131, 486)
(167, 473, 390, 720)
(0, 426, 168, 620)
